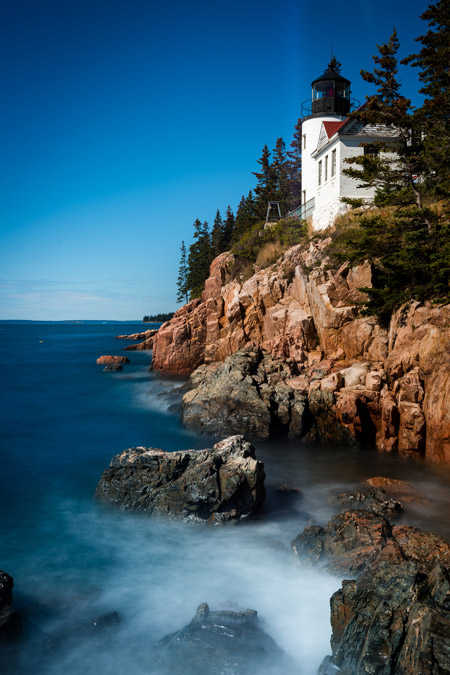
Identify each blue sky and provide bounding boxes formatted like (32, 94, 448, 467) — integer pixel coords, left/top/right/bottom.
(1, 0, 429, 320)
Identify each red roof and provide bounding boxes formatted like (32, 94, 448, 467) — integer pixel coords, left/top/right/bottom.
(323, 120, 347, 138)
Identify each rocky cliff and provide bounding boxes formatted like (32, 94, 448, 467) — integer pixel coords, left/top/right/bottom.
(152, 241, 450, 463)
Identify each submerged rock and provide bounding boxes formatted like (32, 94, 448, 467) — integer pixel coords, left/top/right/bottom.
(103, 363, 123, 372)
(47, 611, 121, 652)
(153, 602, 295, 675)
(0, 570, 20, 638)
(95, 435, 265, 525)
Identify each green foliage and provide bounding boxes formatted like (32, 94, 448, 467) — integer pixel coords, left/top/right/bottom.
(329, 207, 450, 324)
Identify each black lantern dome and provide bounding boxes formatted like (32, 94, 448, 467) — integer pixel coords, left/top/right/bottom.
(311, 57, 351, 116)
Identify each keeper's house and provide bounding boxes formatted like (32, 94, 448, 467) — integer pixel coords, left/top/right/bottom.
(292, 59, 398, 230)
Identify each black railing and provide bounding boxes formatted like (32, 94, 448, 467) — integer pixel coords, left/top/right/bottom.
(301, 97, 360, 118)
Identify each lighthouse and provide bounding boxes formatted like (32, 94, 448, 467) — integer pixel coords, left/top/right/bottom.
(298, 57, 399, 230)
(301, 58, 352, 221)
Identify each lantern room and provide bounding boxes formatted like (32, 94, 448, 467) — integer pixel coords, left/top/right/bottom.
(311, 57, 351, 116)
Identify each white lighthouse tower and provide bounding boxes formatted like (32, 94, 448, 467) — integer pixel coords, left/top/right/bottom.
(300, 58, 352, 224)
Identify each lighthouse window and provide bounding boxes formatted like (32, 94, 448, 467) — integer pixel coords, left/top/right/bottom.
(331, 149, 336, 177)
(318, 160, 322, 186)
(325, 155, 328, 182)
(303, 134, 306, 149)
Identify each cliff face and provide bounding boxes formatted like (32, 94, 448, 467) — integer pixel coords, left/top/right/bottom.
(152, 242, 450, 464)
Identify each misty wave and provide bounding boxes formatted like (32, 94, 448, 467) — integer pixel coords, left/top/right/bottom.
(8, 497, 339, 675)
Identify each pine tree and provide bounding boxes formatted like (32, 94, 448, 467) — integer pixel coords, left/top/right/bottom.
(210, 210, 224, 259)
(186, 219, 211, 299)
(221, 206, 235, 251)
(176, 240, 188, 303)
(402, 0, 450, 200)
(287, 118, 302, 211)
(342, 30, 423, 210)
(252, 145, 275, 221)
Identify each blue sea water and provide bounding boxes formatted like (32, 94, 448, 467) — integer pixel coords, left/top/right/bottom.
(1, 322, 449, 674)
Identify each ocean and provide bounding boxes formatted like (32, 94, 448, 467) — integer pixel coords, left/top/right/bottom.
(1, 322, 449, 674)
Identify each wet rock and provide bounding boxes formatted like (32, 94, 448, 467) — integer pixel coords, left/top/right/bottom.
(363, 476, 428, 503)
(96, 355, 130, 365)
(96, 435, 265, 525)
(331, 487, 403, 520)
(323, 561, 450, 675)
(153, 602, 295, 675)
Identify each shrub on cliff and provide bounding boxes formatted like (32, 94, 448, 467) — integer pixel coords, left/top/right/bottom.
(231, 217, 307, 266)
(330, 206, 450, 324)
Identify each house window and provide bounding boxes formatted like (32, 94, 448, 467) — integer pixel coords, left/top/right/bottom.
(364, 144, 379, 156)
(325, 155, 328, 182)
(318, 160, 322, 186)
(303, 134, 306, 150)
(331, 149, 336, 177)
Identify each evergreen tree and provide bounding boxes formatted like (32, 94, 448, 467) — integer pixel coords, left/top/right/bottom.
(252, 144, 275, 221)
(221, 205, 235, 251)
(287, 118, 302, 211)
(176, 240, 188, 303)
(210, 210, 224, 259)
(234, 190, 257, 242)
(342, 30, 423, 209)
(271, 137, 291, 216)
(402, 0, 450, 200)
(186, 219, 211, 298)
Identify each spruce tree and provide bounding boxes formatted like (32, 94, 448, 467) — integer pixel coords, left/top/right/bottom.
(271, 137, 290, 216)
(252, 145, 275, 221)
(221, 206, 235, 251)
(176, 240, 188, 303)
(402, 0, 450, 200)
(342, 30, 423, 209)
(186, 219, 211, 299)
(210, 210, 224, 259)
(234, 191, 257, 242)
(287, 118, 302, 211)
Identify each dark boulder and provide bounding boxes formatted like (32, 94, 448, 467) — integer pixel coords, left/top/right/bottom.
(153, 602, 295, 675)
(96, 435, 265, 525)
(181, 348, 307, 440)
